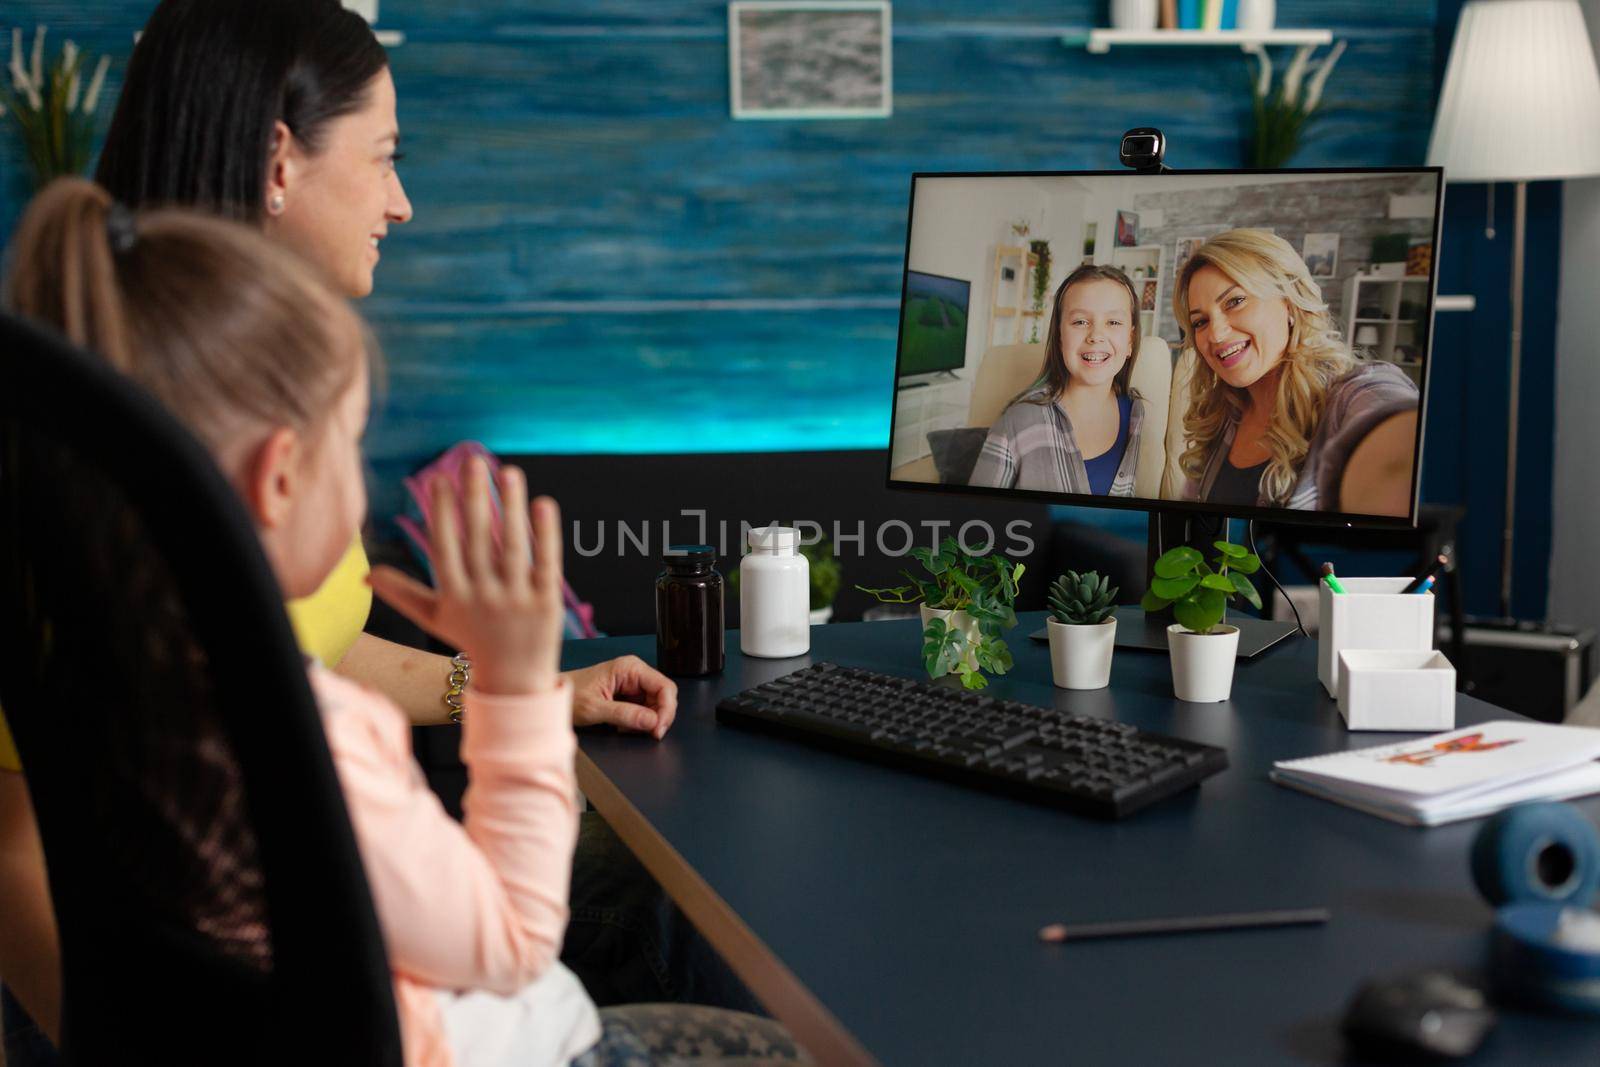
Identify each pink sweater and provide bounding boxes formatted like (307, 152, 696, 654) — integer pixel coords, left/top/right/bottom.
(309, 665, 589, 1067)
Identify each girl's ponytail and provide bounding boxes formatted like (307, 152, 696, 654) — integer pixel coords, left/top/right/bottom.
(4, 178, 135, 372)
(3, 177, 369, 459)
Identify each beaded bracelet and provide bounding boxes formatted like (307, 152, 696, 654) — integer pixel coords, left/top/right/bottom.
(444, 653, 470, 725)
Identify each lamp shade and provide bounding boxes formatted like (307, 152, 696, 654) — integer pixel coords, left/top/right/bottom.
(1354, 325, 1381, 347)
(1427, 0, 1600, 182)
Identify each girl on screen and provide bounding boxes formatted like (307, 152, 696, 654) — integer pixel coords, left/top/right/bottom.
(969, 265, 1145, 495)
(1173, 229, 1419, 516)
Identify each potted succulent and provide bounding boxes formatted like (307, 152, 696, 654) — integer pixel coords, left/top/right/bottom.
(1140, 541, 1262, 702)
(1045, 571, 1119, 689)
(858, 537, 1025, 690)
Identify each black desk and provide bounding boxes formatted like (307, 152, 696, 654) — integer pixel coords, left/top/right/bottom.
(567, 614, 1600, 1066)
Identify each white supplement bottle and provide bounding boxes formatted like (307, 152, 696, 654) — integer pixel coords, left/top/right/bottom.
(740, 526, 810, 658)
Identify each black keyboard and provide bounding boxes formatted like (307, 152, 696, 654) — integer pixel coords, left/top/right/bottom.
(715, 662, 1228, 818)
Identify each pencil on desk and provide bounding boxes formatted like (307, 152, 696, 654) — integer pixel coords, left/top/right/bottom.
(1038, 907, 1331, 943)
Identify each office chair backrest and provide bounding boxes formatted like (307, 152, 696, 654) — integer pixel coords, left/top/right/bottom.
(1161, 347, 1199, 500)
(0, 313, 401, 1065)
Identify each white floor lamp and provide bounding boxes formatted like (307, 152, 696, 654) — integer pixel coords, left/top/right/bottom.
(1427, 0, 1600, 619)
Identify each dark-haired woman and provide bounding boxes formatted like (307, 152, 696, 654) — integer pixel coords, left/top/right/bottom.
(93, 0, 677, 736)
(0, 1, 749, 1061)
(969, 264, 1145, 494)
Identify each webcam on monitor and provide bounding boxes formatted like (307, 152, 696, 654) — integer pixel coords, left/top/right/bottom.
(1119, 127, 1168, 173)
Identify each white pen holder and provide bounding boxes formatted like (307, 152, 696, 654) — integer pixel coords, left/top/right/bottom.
(1317, 577, 1435, 698)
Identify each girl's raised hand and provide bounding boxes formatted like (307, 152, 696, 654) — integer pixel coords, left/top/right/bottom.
(369, 457, 564, 696)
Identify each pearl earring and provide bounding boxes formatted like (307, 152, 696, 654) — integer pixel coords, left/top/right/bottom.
(269, 194, 285, 215)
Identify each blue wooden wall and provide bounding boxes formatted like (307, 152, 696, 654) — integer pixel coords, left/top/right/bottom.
(5, 2, 1558, 617)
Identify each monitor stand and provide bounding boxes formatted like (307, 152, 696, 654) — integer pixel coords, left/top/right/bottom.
(1028, 510, 1299, 659)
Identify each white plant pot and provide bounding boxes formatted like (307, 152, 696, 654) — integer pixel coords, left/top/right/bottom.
(920, 605, 982, 674)
(1046, 617, 1117, 689)
(808, 605, 834, 625)
(1237, 0, 1276, 33)
(1110, 0, 1160, 30)
(1167, 623, 1240, 702)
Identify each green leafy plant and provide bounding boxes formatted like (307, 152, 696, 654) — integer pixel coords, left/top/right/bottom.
(801, 537, 841, 611)
(857, 537, 1025, 690)
(1246, 41, 1346, 169)
(1027, 238, 1052, 343)
(1, 27, 114, 190)
(1047, 570, 1118, 626)
(1140, 541, 1262, 636)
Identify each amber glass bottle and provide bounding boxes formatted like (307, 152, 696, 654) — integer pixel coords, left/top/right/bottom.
(655, 544, 724, 676)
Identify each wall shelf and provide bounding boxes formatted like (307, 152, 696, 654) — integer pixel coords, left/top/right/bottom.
(1075, 29, 1332, 55)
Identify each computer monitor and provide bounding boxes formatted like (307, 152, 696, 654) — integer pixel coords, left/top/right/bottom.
(885, 168, 1443, 531)
(897, 270, 971, 379)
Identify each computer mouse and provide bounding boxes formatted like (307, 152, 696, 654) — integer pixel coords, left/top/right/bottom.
(1341, 969, 1497, 1060)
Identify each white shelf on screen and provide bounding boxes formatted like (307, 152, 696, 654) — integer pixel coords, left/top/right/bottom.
(375, 30, 405, 46)
(1078, 29, 1333, 54)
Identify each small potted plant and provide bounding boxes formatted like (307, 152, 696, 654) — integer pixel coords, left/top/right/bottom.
(802, 536, 842, 624)
(1045, 570, 1119, 689)
(1140, 541, 1262, 702)
(858, 537, 1025, 690)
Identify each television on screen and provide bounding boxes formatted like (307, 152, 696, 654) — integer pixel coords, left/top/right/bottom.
(897, 270, 970, 378)
(885, 168, 1443, 529)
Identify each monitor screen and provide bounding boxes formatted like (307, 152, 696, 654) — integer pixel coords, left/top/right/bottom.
(885, 169, 1444, 528)
(898, 270, 971, 377)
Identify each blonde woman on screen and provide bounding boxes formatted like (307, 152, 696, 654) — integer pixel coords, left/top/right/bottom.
(1173, 229, 1419, 515)
(969, 264, 1145, 495)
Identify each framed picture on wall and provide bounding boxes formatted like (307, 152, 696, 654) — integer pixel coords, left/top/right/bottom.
(729, 1, 893, 120)
(1115, 210, 1139, 247)
(1301, 232, 1340, 279)
(1174, 236, 1208, 278)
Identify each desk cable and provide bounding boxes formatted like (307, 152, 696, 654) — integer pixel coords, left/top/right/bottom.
(1247, 519, 1307, 638)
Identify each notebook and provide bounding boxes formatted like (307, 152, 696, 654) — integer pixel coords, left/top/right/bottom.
(1271, 721, 1600, 826)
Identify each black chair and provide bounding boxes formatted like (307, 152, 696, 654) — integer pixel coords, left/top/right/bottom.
(0, 312, 401, 1065)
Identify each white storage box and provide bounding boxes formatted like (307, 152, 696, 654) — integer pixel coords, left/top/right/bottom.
(1336, 649, 1457, 732)
(1318, 577, 1435, 697)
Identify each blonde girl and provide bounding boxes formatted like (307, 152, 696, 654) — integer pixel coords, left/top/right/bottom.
(2, 178, 804, 1067)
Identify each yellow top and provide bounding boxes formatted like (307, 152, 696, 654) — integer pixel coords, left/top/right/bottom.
(285, 538, 374, 669)
(0, 539, 373, 774)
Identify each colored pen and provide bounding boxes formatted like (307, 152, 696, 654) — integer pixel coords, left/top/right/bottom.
(1401, 554, 1449, 595)
(1414, 576, 1435, 595)
(1320, 562, 1346, 595)
(1038, 907, 1331, 944)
